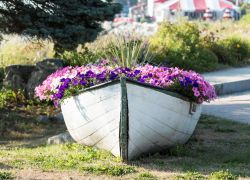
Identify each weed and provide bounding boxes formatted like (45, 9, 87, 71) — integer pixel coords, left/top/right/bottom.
(152, 159, 165, 167)
(168, 145, 190, 157)
(0, 171, 13, 180)
(81, 165, 136, 176)
(135, 172, 158, 180)
(174, 171, 205, 180)
(209, 170, 238, 180)
(214, 127, 236, 133)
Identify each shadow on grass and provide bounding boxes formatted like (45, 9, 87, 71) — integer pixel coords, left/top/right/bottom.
(0, 162, 13, 170)
(131, 115, 250, 177)
(0, 114, 249, 178)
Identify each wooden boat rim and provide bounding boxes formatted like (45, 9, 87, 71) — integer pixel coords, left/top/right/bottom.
(61, 77, 192, 104)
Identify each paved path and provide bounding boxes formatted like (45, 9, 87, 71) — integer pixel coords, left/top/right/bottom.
(203, 66, 250, 96)
(203, 66, 250, 84)
(202, 91, 250, 124)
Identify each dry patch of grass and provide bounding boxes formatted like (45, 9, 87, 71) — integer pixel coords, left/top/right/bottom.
(0, 114, 249, 179)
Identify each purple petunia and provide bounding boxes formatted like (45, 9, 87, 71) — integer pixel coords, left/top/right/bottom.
(35, 64, 216, 106)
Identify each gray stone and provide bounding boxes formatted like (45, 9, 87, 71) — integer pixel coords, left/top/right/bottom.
(3, 65, 35, 91)
(37, 115, 50, 122)
(47, 132, 74, 144)
(36, 59, 64, 72)
(26, 59, 64, 98)
(50, 113, 64, 122)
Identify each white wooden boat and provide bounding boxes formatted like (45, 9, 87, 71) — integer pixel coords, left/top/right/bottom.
(61, 77, 202, 161)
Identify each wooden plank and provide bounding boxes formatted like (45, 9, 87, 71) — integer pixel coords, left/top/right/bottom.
(70, 111, 119, 143)
(129, 108, 176, 145)
(128, 96, 192, 135)
(62, 83, 120, 108)
(126, 82, 201, 159)
(119, 77, 129, 161)
(128, 140, 143, 160)
(62, 94, 120, 130)
(126, 83, 191, 117)
(110, 141, 121, 157)
(128, 127, 161, 160)
(93, 127, 120, 154)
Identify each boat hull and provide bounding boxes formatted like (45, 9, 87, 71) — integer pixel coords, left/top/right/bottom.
(61, 78, 202, 160)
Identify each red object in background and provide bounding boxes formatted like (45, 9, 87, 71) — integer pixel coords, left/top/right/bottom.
(113, 17, 134, 23)
(154, 0, 237, 11)
(154, 0, 168, 3)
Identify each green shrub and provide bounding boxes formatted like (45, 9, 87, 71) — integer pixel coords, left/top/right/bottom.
(240, 13, 250, 23)
(150, 22, 218, 73)
(60, 46, 98, 66)
(210, 37, 250, 65)
(209, 170, 238, 180)
(0, 88, 25, 108)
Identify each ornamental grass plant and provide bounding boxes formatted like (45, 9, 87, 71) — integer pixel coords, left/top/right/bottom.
(87, 34, 154, 68)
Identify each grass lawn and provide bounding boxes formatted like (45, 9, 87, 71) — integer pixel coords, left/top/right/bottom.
(0, 107, 249, 180)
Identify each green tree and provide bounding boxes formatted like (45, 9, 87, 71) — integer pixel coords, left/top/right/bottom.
(0, 0, 122, 53)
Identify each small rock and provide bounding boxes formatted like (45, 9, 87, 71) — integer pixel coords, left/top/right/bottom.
(37, 115, 50, 122)
(47, 132, 74, 145)
(3, 65, 35, 91)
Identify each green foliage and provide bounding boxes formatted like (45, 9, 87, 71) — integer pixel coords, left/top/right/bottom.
(209, 170, 238, 180)
(81, 165, 136, 176)
(93, 34, 153, 68)
(150, 22, 218, 72)
(174, 170, 238, 180)
(174, 171, 205, 180)
(239, 13, 250, 25)
(135, 172, 158, 180)
(0, 1, 122, 53)
(168, 145, 190, 157)
(0, 171, 13, 180)
(210, 37, 250, 65)
(0, 89, 25, 108)
(60, 47, 98, 66)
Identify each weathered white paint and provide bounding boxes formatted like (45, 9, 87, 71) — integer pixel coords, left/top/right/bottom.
(61, 83, 121, 157)
(61, 80, 202, 160)
(126, 83, 201, 160)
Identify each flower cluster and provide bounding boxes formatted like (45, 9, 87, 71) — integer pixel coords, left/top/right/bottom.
(35, 64, 216, 106)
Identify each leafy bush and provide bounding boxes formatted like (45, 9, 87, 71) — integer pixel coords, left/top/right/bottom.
(60, 46, 98, 66)
(210, 37, 250, 65)
(240, 13, 250, 24)
(150, 22, 218, 73)
(0, 88, 25, 108)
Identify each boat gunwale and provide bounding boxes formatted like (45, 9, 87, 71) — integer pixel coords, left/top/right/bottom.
(61, 77, 193, 104)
